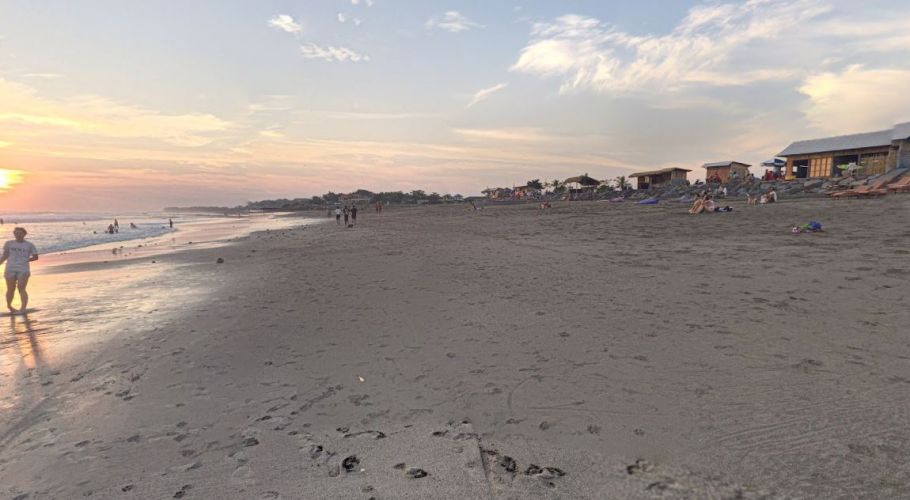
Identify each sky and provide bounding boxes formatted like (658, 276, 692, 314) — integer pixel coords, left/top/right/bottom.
(1, 0, 909, 211)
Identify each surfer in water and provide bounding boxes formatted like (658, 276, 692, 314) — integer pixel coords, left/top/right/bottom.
(0, 227, 39, 314)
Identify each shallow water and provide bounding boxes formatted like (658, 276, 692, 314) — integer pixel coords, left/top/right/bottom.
(0, 213, 323, 423)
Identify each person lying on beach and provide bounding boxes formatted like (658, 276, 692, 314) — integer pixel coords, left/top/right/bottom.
(0, 227, 39, 313)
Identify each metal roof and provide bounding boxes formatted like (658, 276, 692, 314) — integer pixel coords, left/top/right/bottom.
(629, 167, 691, 177)
(778, 123, 910, 156)
(702, 161, 751, 169)
(892, 122, 910, 141)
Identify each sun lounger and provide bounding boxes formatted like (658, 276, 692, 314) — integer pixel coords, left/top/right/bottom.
(829, 178, 890, 198)
(829, 184, 887, 198)
(886, 176, 910, 193)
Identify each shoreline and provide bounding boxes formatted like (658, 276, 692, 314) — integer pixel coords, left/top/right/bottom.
(2, 196, 910, 498)
(0, 215, 322, 439)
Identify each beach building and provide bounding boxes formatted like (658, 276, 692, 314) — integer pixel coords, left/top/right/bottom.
(512, 185, 541, 199)
(629, 167, 691, 190)
(563, 174, 601, 200)
(778, 122, 910, 179)
(482, 187, 513, 200)
(703, 161, 752, 183)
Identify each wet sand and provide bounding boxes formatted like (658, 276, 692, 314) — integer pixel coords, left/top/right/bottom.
(2, 197, 910, 499)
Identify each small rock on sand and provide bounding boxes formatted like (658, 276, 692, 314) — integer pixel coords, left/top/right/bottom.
(406, 467, 429, 479)
(341, 455, 360, 472)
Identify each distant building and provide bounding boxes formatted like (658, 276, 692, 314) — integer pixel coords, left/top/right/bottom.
(482, 187, 513, 200)
(778, 122, 910, 179)
(512, 185, 541, 199)
(629, 167, 690, 190)
(563, 174, 602, 200)
(703, 161, 751, 183)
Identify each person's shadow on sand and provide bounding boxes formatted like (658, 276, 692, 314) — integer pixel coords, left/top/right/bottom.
(8, 313, 45, 372)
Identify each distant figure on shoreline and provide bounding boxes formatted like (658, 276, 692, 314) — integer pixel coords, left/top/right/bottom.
(335, 207, 342, 225)
(0, 227, 39, 314)
(375, 202, 382, 213)
(350, 205, 358, 226)
(130, 222, 138, 229)
(114, 219, 119, 233)
(169, 218, 174, 228)
(343, 206, 350, 226)
(107, 224, 116, 234)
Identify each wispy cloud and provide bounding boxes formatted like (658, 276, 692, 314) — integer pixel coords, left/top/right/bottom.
(300, 43, 369, 62)
(426, 11, 483, 33)
(511, 1, 831, 93)
(23, 73, 62, 79)
(453, 127, 551, 142)
(326, 111, 439, 120)
(0, 78, 232, 148)
(337, 13, 362, 25)
(467, 82, 508, 108)
(268, 14, 302, 34)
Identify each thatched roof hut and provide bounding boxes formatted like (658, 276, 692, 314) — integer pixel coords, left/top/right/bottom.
(563, 174, 601, 187)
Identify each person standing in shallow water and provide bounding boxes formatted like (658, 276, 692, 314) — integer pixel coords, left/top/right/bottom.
(0, 227, 39, 314)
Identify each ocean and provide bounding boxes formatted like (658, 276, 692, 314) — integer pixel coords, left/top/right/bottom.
(0, 213, 188, 254)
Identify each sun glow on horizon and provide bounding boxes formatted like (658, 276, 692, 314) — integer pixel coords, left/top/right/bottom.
(0, 169, 24, 192)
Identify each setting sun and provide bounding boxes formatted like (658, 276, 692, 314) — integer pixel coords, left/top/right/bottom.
(0, 169, 22, 191)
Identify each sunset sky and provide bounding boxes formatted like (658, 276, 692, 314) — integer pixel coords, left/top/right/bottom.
(1, 0, 909, 211)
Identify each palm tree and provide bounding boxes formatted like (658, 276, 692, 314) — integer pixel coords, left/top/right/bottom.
(614, 176, 631, 191)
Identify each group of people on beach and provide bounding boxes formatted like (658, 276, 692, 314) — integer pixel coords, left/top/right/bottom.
(688, 194, 733, 214)
(689, 187, 778, 214)
(333, 205, 359, 227)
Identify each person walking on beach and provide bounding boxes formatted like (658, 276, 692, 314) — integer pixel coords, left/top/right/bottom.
(343, 206, 350, 226)
(350, 205, 358, 226)
(335, 207, 342, 225)
(0, 227, 39, 314)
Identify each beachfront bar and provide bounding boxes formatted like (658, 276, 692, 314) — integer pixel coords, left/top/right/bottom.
(778, 122, 910, 179)
(630, 167, 691, 190)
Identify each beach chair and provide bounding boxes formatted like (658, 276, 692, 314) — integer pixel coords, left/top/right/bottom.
(829, 185, 886, 198)
(886, 176, 910, 193)
(829, 179, 889, 198)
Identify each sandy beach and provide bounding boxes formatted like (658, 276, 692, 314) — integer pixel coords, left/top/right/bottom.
(2, 196, 910, 499)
